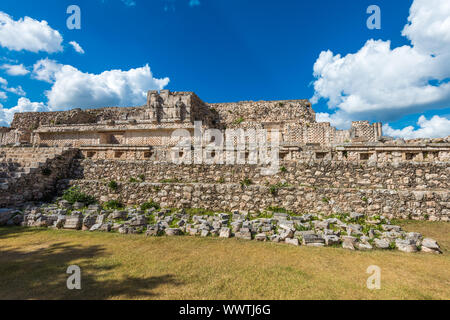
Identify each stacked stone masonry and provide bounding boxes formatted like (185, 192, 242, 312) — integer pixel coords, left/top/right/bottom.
(0, 90, 449, 221)
(0, 147, 78, 207)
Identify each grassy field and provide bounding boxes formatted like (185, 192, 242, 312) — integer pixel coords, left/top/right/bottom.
(0, 220, 449, 300)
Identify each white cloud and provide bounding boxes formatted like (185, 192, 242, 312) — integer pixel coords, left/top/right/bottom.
(0, 12, 63, 53)
(0, 76, 26, 96)
(1, 63, 29, 76)
(316, 111, 352, 129)
(311, 0, 450, 128)
(4, 85, 26, 96)
(0, 98, 48, 127)
(0, 91, 6, 100)
(402, 0, 450, 56)
(383, 115, 450, 139)
(32, 59, 170, 110)
(69, 41, 85, 54)
(32, 58, 63, 83)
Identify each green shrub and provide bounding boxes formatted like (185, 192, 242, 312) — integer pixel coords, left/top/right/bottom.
(129, 177, 138, 183)
(103, 200, 124, 210)
(266, 206, 289, 213)
(269, 185, 278, 196)
(141, 200, 160, 211)
(234, 117, 244, 125)
(280, 166, 287, 173)
(240, 178, 252, 187)
(138, 174, 146, 182)
(62, 186, 96, 205)
(108, 180, 119, 190)
(269, 182, 291, 196)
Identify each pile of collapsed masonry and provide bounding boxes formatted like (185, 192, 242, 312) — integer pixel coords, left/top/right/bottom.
(0, 202, 443, 254)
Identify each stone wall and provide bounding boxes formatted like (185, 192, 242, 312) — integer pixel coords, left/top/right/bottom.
(59, 158, 450, 221)
(58, 180, 449, 222)
(8, 92, 383, 147)
(0, 127, 13, 145)
(0, 147, 78, 207)
(69, 160, 450, 191)
(11, 108, 98, 130)
(210, 100, 315, 128)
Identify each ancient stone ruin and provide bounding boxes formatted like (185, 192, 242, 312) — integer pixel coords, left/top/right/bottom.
(0, 90, 449, 224)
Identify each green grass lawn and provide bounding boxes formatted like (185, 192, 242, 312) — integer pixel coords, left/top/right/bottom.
(0, 220, 449, 300)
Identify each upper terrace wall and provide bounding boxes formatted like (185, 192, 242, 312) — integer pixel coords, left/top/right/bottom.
(11, 109, 98, 130)
(210, 100, 315, 128)
(2, 91, 385, 147)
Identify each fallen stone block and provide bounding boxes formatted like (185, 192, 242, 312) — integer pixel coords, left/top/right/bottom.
(357, 242, 373, 250)
(342, 236, 357, 250)
(374, 238, 390, 249)
(64, 216, 82, 230)
(302, 234, 325, 246)
(165, 228, 182, 236)
(235, 231, 252, 240)
(421, 238, 442, 254)
(395, 239, 418, 253)
(255, 233, 267, 241)
(324, 235, 340, 246)
(285, 238, 299, 246)
(219, 227, 231, 238)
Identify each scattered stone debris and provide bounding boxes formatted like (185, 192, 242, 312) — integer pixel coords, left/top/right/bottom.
(0, 202, 443, 254)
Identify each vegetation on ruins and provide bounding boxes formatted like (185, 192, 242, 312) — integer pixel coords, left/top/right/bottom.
(269, 182, 292, 196)
(103, 200, 124, 210)
(240, 178, 253, 187)
(140, 200, 160, 211)
(62, 186, 96, 205)
(108, 180, 119, 190)
(234, 117, 244, 125)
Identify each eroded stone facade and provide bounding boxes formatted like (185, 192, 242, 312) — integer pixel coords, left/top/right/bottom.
(1, 90, 449, 220)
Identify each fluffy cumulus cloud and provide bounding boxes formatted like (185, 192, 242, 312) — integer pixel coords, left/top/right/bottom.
(0, 60, 169, 126)
(31, 59, 169, 110)
(32, 58, 63, 83)
(312, 0, 450, 138)
(0, 98, 48, 126)
(0, 12, 63, 53)
(0, 76, 26, 97)
(1, 63, 29, 76)
(69, 41, 85, 54)
(383, 115, 450, 139)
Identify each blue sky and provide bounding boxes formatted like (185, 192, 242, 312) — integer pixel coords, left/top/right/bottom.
(0, 0, 449, 138)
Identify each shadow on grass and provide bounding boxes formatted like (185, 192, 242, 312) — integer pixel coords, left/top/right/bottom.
(0, 227, 182, 299)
